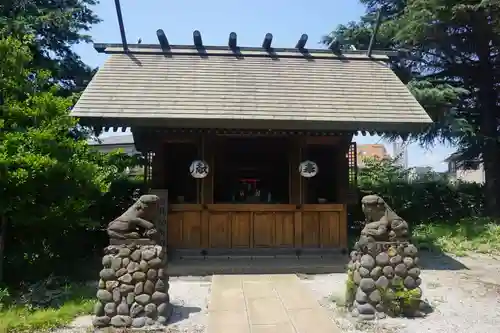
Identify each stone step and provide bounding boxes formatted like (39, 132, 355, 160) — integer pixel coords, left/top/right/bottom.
(169, 248, 347, 260)
(167, 257, 348, 276)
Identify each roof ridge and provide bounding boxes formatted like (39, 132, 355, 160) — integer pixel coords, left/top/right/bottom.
(95, 43, 397, 61)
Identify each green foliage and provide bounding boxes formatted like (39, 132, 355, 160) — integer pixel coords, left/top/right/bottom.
(327, 0, 500, 216)
(355, 157, 484, 226)
(352, 158, 496, 255)
(379, 281, 422, 317)
(413, 217, 500, 255)
(0, 280, 94, 332)
(0, 0, 101, 91)
(358, 156, 411, 188)
(3, 177, 146, 285)
(0, 287, 11, 310)
(0, 35, 144, 285)
(0, 35, 137, 224)
(345, 270, 356, 307)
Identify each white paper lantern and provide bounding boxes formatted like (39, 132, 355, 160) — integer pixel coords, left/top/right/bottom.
(189, 160, 209, 179)
(299, 160, 318, 178)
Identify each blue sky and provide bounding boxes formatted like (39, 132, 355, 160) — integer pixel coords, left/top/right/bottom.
(74, 0, 454, 171)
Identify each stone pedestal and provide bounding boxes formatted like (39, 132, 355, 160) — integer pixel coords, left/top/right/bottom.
(93, 241, 172, 329)
(346, 241, 426, 320)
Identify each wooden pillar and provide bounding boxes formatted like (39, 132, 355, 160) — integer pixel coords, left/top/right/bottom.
(300, 143, 308, 204)
(201, 133, 214, 204)
(339, 135, 355, 249)
(149, 189, 168, 250)
(290, 137, 304, 247)
(289, 137, 303, 204)
(335, 145, 349, 203)
(151, 143, 165, 189)
(199, 133, 213, 249)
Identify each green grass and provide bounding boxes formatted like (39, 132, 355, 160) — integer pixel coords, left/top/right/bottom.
(412, 217, 500, 256)
(0, 284, 95, 333)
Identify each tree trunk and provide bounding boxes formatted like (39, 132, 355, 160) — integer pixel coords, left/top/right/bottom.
(476, 15, 500, 219)
(482, 144, 500, 218)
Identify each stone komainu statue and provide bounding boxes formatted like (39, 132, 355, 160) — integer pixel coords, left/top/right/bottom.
(359, 194, 409, 242)
(107, 194, 160, 240)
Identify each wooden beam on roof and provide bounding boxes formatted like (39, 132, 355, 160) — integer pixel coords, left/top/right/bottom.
(228, 32, 237, 49)
(113, 0, 128, 51)
(295, 34, 308, 49)
(156, 29, 170, 51)
(262, 33, 273, 49)
(367, 8, 383, 57)
(92, 42, 401, 58)
(193, 30, 203, 47)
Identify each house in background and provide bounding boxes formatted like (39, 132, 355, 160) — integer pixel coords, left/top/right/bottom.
(88, 134, 136, 155)
(407, 166, 448, 182)
(357, 144, 390, 168)
(88, 134, 143, 175)
(444, 154, 485, 184)
(408, 166, 433, 180)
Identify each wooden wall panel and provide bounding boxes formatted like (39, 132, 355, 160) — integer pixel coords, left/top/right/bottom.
(167, 212, 183, 249)
(168, 204, 347, 250)
(301, 212, 320, 247)
(181, 212, 202, 248)
(208, 212, 231, 248)
(275, 212, 295, 247)
(253, 213, 275, 247)
(319, 211, 340, 248)
(231, 212, 251, 247)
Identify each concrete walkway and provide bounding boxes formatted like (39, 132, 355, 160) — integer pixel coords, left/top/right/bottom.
(208, 274, 342, 333)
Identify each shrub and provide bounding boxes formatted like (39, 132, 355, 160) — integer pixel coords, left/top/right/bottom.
(413, 217, 500, 255)
(3, 177, 146, 286)
(349, 157, 485, 236)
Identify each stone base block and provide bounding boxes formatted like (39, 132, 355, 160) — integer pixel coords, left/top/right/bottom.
(93, 243, 171, 329)
(346, 241, 428, 320)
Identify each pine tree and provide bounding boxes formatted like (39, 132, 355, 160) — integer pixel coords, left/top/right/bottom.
(324, 0, 500, 216)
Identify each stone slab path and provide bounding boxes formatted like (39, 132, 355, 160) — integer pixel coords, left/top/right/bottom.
(208, 274, 343, 333)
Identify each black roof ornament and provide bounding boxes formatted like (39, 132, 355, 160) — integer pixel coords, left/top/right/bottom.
(156, 29, 170, 51)
(193, 30, 203, 47)
(228, 32, 237, 49)
(295, 34, 308, 49)
(262, 33, 273, 49)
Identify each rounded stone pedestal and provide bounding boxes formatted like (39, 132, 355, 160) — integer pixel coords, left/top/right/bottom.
(93, 243, 172, 329)
(346, 241, 426, 320)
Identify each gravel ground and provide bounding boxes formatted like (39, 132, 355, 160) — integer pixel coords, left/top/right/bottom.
(164, 277, 210, 333)
(58, 253, 500, 333)
(301, 252, 500, 333)
(57, 277, 211, 333)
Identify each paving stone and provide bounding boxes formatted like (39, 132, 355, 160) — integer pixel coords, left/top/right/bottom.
(207, 274, 342, 333)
